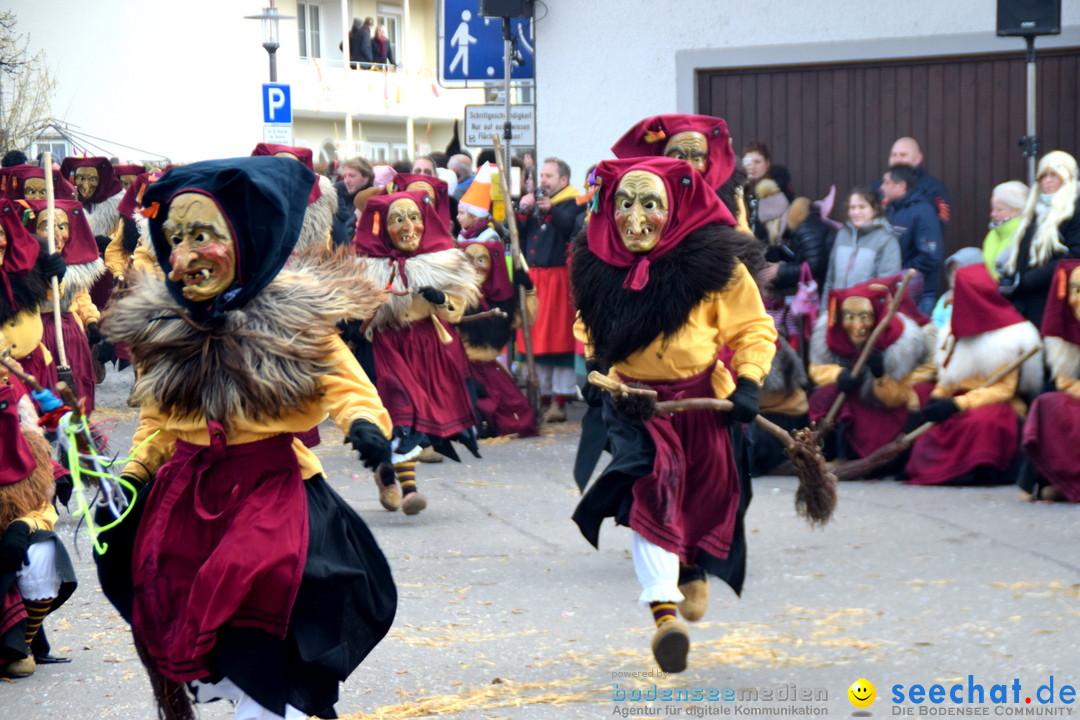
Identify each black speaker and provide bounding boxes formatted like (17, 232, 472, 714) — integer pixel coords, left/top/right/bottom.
(479, 0, 534, 18)
(997, 0, 1061, 36)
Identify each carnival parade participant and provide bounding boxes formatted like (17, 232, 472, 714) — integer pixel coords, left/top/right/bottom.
(354, 190, 481, 515)
(808, 279, 935, 465)
(22, 198, 104, 414)
(571, 157, 776, 674)
(0, 164, 75, 203)
(906, 264, 1043, 485)
(455, 163, 500, 245)
(1019, 259, 1080, 501)
(99, 157, 398, 720)
(458, 238, 537, 438)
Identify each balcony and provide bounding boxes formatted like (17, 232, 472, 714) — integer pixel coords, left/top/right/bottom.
(285, 55, 484, 123)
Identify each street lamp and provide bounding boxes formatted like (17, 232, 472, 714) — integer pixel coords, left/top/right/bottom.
(245, 3, 295, 83)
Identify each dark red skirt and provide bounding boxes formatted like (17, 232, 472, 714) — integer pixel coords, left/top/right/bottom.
(1022, 393, 1080, 502)
(808, 382, 933, 459)
(517, 265, 575, 356)
(40, 311, 96, 415)
(132, 428, 308, 682)
(625, 368, 740, 563)
(469, 359, 537, 437)
(906, 403, 1020, 485)
(373, 320, 475, 439)
(17, 346, 58, 398)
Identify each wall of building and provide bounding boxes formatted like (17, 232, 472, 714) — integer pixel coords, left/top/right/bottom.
(534, 0, 1080, 189)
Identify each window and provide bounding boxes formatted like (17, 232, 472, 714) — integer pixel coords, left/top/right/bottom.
(297, 2, 321, 58)
(377, 4, 402, 64)
(361, 142, 390, 163)
(31, 140, 68, 162)
(391, 143, 410, 162)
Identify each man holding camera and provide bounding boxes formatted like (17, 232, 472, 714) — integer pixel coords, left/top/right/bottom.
(516, 158, 586, 422)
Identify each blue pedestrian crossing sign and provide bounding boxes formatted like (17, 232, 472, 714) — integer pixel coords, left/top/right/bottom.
(438, 0, 534, 86)
(262, 83, 292, 124)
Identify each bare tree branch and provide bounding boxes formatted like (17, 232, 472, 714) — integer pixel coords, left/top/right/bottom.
(0, 11, 56, 153)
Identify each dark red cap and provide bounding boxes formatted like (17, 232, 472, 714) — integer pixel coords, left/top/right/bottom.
(611, 114, 737, 192)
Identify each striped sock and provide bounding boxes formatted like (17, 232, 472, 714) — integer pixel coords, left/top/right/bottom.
(395, 461, 417, 496)
(649, 601, 678, 627)
(23, 599, 52, 648)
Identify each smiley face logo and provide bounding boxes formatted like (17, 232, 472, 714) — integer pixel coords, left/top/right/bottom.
(848, 679, 876, 708)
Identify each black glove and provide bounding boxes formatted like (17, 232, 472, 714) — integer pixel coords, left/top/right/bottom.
(764, 245, 795, 263)
(86, 322, 104, 345)
(98, 341, 117, 365)
(921, 398, 960, 424)
(582, 359, 607, 408)
(418, 286, 446, 306)
(95, 234, 112, 254)
(513, 268, 534, 291)
(866, 350, 886, 379)
(727, 377, 760, 424)
(41, 252, 66, 282)
(347, 419, 392, 471)
(0, 521, 32, 574)
(836, 368, 864, 395)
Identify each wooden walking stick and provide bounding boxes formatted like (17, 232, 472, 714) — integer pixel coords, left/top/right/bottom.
(588, 372, 837, 526)
(41, 151, 76, 391)
(817, 269, 916, 437)
(831, 345, 1040, 481)
(492, 133, 540, 415)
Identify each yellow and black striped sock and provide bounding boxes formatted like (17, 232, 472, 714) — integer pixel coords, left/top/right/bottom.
(649, 601, 678, 627)
(23, 599, 52, 648)
(395, 461, 417, 496)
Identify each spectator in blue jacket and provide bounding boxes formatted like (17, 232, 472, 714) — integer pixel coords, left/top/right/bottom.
(881, 164, 944, 314)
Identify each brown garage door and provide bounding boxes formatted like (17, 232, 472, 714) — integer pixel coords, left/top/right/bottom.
(698, 48, 1080, 261)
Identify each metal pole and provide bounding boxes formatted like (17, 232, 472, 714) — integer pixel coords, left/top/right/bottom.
(1024, 36, 1038, 185)
(269, 47, 278, 83)
(502, 17, 513, 179)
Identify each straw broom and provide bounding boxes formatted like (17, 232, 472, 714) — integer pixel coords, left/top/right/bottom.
(588, 371, 837, 526)
(831, 345, 1040, 481)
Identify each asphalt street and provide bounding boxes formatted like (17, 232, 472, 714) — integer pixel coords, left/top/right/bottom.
(3, 368, 1079, 720)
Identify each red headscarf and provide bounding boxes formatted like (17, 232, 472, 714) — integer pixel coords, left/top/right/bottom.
(251, 143, 314, 170)
(873, 271, 932, 326)
(117, 171, 163, 217)
(19, 198, 99, 265)
(0, 165, 75, 202)
(114, 163, 145, 180)
(0, 383, 36, 486)
(59, 157, 123, 205)
(459, 240, 513, 304)
(586, 157, 734, 291)
(0, 199, 42, 310)
(353, 191, 454, 287)
(610, 114, 738, 193)
(387, 172, 451, 227)
(950, 264, 1028, 339)
(825, 281, 905, 358)
(1040, 259, 1080, 345)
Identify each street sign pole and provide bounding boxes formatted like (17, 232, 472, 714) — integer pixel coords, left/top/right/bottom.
(502, 17, 513, 181)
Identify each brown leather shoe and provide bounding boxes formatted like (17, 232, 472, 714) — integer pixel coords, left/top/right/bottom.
(651, 618, 690, 673)
(542, 403, 567, 423)
(418, 446, 444, 463)
(4, 654, 36, 678)
(677, 579, 709, 622)
(402, 492, 427, 516)
(374, 474, 401, 511)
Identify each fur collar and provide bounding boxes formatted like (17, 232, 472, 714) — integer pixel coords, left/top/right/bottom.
(0, 268, 48, 323)
(296, 175, 337, 254)
(84, 191, 122, 237)
(60, 258, 106, 307)
(103, 249, 386, 431)
(359, 248, 480, 332)
(1045, 336, 1080, 382)
(810, 313, 931, 401)
(459, 294, 517, 352)
(935, 319, 1043, 397)
(572, 222, 765, 365)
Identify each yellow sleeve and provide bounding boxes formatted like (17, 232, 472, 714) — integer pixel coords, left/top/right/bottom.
(717, 263, 777, 385)
(104, 233, 131, 278)
(1057, 377, 1080, 402)
(870, 376, 916, 409)
(122, 405, 178, 483)
(15, 504, 59, 533)
(132, 242, 162, 278)
(319, 335, 393, 438)
(954, 370, 1019, 412)
(573, 314, 594, 359)
(513, 289, 538, 330)
(809, 363, 842, 387)
(71, 289, 100, 327)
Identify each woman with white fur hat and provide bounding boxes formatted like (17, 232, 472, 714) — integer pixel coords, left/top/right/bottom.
(982, 180, 1028, 280)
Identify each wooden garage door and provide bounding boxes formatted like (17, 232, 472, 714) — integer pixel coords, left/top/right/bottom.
(698, 49, 1080, 259)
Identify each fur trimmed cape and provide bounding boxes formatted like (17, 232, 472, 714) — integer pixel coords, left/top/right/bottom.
(810, 312, 933, 401)
(59, 258, 106, 308)
(83, 191, 123, 238)
(571, 222, 766, 366)
(934, 319, 1044, 398)
(761, 339, 808, 397)
(358, 248, 480, 333)
(295, 176, 337, 254)
(103, 251, 386, 432)
(1045, 336, 1080, 382)
(0, 262, 49, 325)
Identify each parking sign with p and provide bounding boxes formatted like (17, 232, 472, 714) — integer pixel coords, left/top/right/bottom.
(262, 83, 292, 124)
